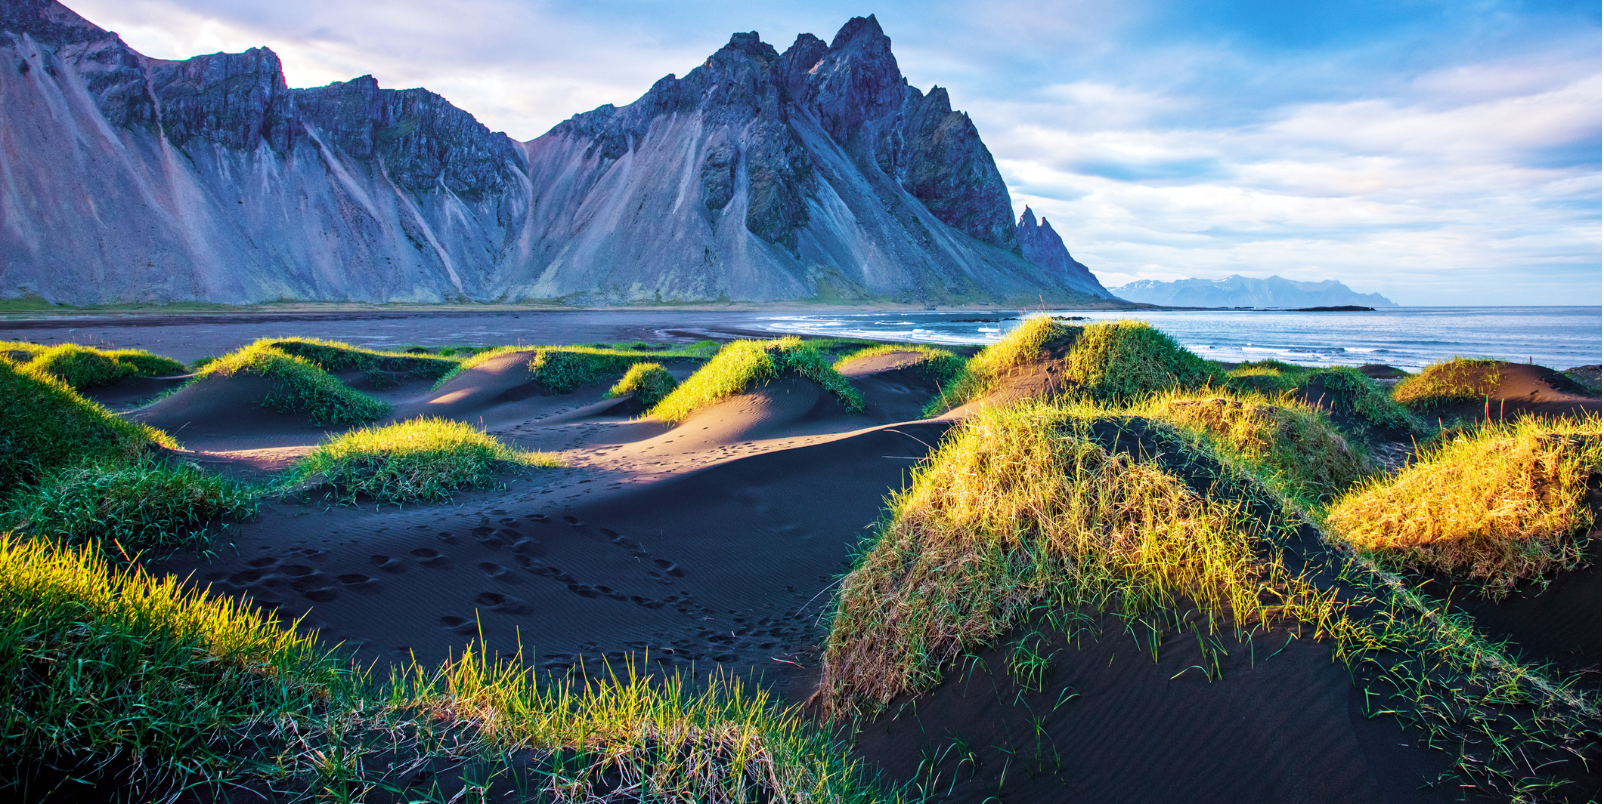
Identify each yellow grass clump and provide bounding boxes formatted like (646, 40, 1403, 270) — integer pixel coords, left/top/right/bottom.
(649, 338, 863, 423)
(1128, 391, 1374, 506)
(925, 315, 1075, 414)
(197, 341, 390, 426)
(1061, 320, 1222, 402)
(818, 401, 1320, 718)
(607, 362, 679, 408)
(1391, 356, 1502, 411)
(1325, 414, 1601, 595)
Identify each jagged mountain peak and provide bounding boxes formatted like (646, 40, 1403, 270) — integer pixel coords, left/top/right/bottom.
(1, 3, 1112, 306)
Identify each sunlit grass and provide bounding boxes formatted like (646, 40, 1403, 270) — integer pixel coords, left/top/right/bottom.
(431, 340, 719, 390)
(924, 315, 1074, 415)
(0, 534, 890, 801)
(1392, 356, 1502, 411)
(649, 338, 864, 423)
(1118, 390, 1375, 507)
(0, 359, 174, 496)
(1061, 320, 1223, 402)
(2, 456, 257, 556)
(818, 400, 1327, 718)
(834, 343, 965, 388)
(607, 362, 679, 408)
(196, 341, 389, 426)
(1325, 414, 1601, 596)
(287, 417, 559, 505)
(265, 337, 458, 383)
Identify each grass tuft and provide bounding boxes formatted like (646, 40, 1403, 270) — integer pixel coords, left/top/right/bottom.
(834, 344, 966, 388)
(1123, 390, 1375, 507)
(288, 417, 559, 505)
(1062, 320, 1223, 402)
(265, 337, 457, 380)
(925, 316, 1075, 414)
(818, 400, 1317, 718)
(650, 338, 864, 423)
(196, 342, 389, 426)
(0, 534, 888, 801)
(2, 456, 256, 555)
(25, 343, 134, 389)
(0, 360, 173, 496)
(0, 534, 350, 788)
(607, 362, 679, 408)
(1391, 357, 1502, 411)
(1325, 414, 1601, 596)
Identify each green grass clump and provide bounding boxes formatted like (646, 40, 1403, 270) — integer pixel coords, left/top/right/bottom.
(0, 534, 887, 800)
(0, 534, 350, 789)
(2, 457, 256, 555)
(1062, 320, 1223, 402)
(25, 343, 134, 389)
(1226, 362, 1418, 434)
(1304, 366, 1420, 433)
(818, 400, 1319, 717)
(834, 343, 966, 387)
(649, 338, 865, 424)
(1126, 391, 1374, 507)
(1225, 360, 1313, 395)
(196, 342, 389, 426)
(925, 316, 1076, 414)
(1391, 357, 1502, 411)
(431, 341, 716, 390)
(0, 360, 173, 496)
(264, 337, 457, 380)
(607, 362, 679, 408)
(1325, 414, 1601, 596)
(288, 417, 559, 505)
(0, 341, 47, 362)
(101, 348, 187, 377)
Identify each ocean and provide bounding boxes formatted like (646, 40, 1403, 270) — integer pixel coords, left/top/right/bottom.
(757, 307, 1604, 371)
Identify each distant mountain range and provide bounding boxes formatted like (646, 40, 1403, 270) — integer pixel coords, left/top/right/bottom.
(0, 2, 1113, 306)
(1110, 275, 1396, 308)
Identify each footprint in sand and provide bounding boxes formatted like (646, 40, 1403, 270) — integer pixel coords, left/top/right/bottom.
(409, 548, 452, 569)
(478, 561, 518, 582)
(281, 564, 315, 577)
(511, 538, 546, 557)
(473, 591, 533, 615)
(247, 556, 279, 568)
(302, 587, 339, 603)
(563, 515, 582, 526)
(652, 559, 687, 577)
(437, 532, 458, 544)
(567, 584, 601, 598)
(337, 573, 380, 594)
(437, 615, 479, 635)
(369, 555, 407, 574)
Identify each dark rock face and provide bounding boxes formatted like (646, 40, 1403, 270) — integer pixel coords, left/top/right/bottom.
(295, 77, 524, 199)
(1, 3, 1112, 305)
(149, 48, 296, 151)
(1017, 207, 1108, 297)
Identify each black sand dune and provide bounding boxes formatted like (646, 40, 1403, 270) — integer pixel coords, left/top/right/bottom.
(851, 616, 1465, 804)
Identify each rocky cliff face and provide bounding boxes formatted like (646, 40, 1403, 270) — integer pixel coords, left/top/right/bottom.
(0, 2, 1109, 305)
(1016, 207, 1107, 298)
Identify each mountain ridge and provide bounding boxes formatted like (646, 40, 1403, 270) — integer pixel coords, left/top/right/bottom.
(1110, 275, 1396, 308)
(0, 2, 1114, 307)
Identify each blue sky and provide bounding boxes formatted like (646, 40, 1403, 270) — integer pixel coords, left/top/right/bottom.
(68, 0, 1601, 305)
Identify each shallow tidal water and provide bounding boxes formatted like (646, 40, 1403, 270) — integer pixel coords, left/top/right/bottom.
(760, 306, 1604, 370)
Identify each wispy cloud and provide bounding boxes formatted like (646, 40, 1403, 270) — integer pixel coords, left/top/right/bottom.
(63, 0, 1602, 304)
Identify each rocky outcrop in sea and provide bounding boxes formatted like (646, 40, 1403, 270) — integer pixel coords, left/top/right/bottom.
(0, 2, 1112, 305)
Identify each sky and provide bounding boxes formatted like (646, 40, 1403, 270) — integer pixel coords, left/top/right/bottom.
(66, 0, 1602, 306)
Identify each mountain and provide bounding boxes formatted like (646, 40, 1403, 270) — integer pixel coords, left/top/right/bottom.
(0, 3, 1112, 306)
(1110, 276, 1396, 308)
(1016, 207, 1100, 292)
